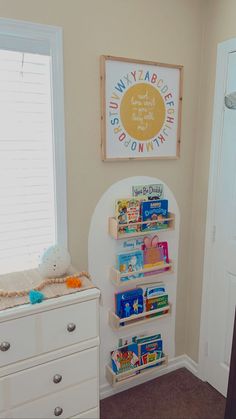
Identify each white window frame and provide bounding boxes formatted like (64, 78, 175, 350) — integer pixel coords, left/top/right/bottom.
(0, 17, 68, 251)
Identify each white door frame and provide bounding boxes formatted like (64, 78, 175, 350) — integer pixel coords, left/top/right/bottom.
(199, 38, 236, 381)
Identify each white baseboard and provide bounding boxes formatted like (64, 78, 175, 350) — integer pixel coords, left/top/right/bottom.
(100, 354, 199, 400)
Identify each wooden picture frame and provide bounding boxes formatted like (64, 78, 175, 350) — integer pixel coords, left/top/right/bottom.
(100, 55, 183, 161)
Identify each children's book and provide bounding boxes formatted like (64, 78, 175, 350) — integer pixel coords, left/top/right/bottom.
(142, 235, 165, 269)
(117, 237, 144, 253)
(141, 200, 169, 232)
(111, 342, 139, 375)
(115, 198, 141, 234)
(111, 333, 165, 377)
(132, 184, 164, 200)
(145, 292, 169, 317)
(133, 333, 162, 345)
(139, 338, 163, 366)
(118, 336, 134, 347)
(145, 284, 166, 299)
(158, 241, 169, 264)
(115, 288, 144, 319)
(117, 250, 144, 282)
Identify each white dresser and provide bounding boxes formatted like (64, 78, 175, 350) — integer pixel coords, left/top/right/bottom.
(0, 288, 100, 419)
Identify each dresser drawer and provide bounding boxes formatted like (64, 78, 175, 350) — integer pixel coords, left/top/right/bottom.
(0, 316, 37, 367)
(72, 406, 99, 418)
(0, 411, 9, 418)
(10, 378, 98, 419)
(40, 299, 98, 352)
(10, 347, 98, 407)
(0, 379, 4, 412)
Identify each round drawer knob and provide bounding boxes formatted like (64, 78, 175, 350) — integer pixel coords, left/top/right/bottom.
(0, 342, 10, 352)
(53, 374, 62, 384)
(67, 322, 76, 332)
(54, 406, 63, 416)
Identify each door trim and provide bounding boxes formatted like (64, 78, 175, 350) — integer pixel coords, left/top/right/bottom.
(199, 38, 236, 382)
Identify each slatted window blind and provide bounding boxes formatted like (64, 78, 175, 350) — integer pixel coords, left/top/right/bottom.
(0, 49, 57, 274)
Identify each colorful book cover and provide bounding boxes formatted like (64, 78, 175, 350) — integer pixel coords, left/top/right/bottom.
(111, 342, 139, 375)
(141, 200, 169, 232)
(158, 241, 169, 264)
(143, 241, 165, 268)
(145, 293, 169, 317)
(142, 239, 170, 276)
(117, 250, 144, 282)
(118, 336, 134, 347)
(117, 237, 144, 253)
(115, 198, 141, 234)
(145, 285, 166, 299)
(138, 338, 163, 366)
(133, 333, 162, 345)
(132, 184, 164, 200)
(115, 288, 144, 319)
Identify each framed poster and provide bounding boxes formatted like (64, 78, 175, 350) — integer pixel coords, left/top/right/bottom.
(100, 55, 183, 161)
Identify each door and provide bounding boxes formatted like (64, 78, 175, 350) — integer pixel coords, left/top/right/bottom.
(203, 49, 236, 396)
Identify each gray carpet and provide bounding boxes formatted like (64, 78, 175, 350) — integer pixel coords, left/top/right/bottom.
(100, 368, 226, 419)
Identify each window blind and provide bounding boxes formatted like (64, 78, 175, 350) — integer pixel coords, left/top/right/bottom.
(0, 49, 56, 274)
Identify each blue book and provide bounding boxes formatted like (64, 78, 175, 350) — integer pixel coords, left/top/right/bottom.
(133, 333, 162, 345)
(141, 199, 169, 231)
(115, 288, 144, 319)
(139, 338, 163, 366)
(117, 250, 144, 282)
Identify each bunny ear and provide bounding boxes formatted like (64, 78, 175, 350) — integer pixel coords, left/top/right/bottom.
(143, 237, 151, 248)
(151, 235, 159, 247)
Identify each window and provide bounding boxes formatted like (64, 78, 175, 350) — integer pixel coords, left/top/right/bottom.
(0, 19, 67, 275)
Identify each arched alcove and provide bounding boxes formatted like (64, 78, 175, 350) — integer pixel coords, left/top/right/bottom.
(88, 176, 180, 398)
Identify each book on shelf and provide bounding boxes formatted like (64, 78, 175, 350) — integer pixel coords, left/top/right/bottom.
(115, 288, 144, 319)
(115, 198, 142, 234)
(142, 236, 170, 275)
(111, 342, 139, 377)
(145, 287, 169, 318)
(141, 199, 169, 232)
(110, 332, 165, 379)
(117, 250, 144, 282)
(139, 338, 163, 367)
(133, 333, 162, 345)
(117, 237, 144, 253)
(143, 235, 165, 269)
(137, 283, 169, 317)
(132, 184, 164, 200)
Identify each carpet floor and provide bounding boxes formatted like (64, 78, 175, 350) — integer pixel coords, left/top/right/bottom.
(100, 368, 226, 419)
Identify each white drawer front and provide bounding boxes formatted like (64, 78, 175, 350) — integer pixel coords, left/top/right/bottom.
(0, 316, 36, 367)
(10, 378, 98, 419)
(72, 406, 99, 418)
(41, 299, 98, 352)
(10, 347, 98, 407)
(0, 379, 4, 412)
(0, 411, 10, 419)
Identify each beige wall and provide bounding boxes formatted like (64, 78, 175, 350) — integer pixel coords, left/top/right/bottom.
(0, 0, 205, 357)
(186, 0, 236, 361)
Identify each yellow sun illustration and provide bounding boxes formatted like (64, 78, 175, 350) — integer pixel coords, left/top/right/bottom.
(120, 83, 166, 141)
